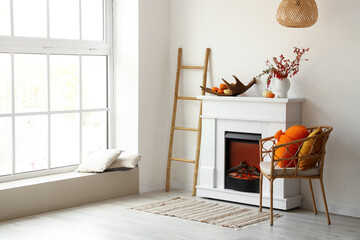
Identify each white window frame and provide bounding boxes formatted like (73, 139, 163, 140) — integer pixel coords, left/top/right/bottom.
(0, 0, 114, 183)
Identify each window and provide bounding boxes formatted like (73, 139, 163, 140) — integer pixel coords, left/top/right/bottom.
(0, 0, 112, 180)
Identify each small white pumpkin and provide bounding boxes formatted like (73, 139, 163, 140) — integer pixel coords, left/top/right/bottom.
(262, 89, 273, 97)
(224, 89, 232, 95)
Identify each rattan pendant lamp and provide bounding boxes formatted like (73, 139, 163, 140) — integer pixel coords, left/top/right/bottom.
(277, 0, 318, 28)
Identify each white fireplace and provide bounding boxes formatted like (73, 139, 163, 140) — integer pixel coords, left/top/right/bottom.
(196, 96, 305, 210)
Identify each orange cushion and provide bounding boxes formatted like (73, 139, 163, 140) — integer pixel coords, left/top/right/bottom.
(274, 125, 309, 168)
(298, 128, 323, 170)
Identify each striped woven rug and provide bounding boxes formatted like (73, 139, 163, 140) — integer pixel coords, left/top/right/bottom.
(130, 197, 281, 229)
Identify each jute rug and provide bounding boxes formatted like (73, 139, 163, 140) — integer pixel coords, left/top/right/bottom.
(130, 197, 282, 229)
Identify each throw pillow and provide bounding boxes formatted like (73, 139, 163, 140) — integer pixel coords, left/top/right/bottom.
(77, 149, 123, 173)
(274, 125, 309, 168)
(107, 154, 141, 169)
(298, 128, 323, 170)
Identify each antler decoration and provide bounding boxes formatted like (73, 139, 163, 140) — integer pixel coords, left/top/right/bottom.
(200, 75, 257, 96)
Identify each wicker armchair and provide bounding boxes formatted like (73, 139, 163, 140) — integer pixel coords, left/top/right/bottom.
(258, 125, 333, 226)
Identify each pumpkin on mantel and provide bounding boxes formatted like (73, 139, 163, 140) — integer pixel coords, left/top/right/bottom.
(200, 75, 256, 96)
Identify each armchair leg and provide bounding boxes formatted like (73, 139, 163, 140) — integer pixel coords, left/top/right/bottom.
(270, 179, 273, 226)
(309, 179, 318, 215)
(320, 178, 331, 225)
(259, 172, 263, 212)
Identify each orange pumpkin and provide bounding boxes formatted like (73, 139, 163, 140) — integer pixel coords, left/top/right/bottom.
(267, 93, 275, 98)
(211, 87, 219, 92)
(274, 125, 309, 168)
(219, 83, 228, 90)
(218, 89, 224, 94)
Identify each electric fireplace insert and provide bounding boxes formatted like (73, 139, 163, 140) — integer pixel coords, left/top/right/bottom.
(224, 132, 261, 193)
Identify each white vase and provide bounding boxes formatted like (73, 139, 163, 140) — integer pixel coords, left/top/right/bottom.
(274, 77, 290, 98)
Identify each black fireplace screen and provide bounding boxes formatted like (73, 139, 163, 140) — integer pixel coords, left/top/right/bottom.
(225, 132, 261, 193)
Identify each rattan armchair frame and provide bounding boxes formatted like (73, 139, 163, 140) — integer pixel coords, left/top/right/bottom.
(258, 125, 333, 226)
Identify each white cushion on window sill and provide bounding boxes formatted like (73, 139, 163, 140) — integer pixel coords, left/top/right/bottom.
(107, 154, 141, 169)
(77, 149, 123, 173)
(260, 161, 320, 177)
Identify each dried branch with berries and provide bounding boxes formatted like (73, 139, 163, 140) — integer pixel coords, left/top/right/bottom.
(257, 47, 309, 88)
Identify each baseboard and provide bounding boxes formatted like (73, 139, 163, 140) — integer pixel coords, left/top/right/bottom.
(139, 181, 193, 193)
(170, 181, 193, 191)
(139, 181, 360, 218)
(302, 199, 360, 218)
(139, 183, 164, 193)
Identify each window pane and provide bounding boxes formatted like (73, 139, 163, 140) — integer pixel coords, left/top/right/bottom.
(13, 0, 47, 38)
(50, 113, 79, 168)
(0, 117, 12, 176)
(0, 53, 11, 114)
(0, 0, 11, 36)
(49, 0, 79, 39)
(82, 56, 107, 109)
(15, 115, 48, 173)
(82, 0, 104, 41)
(14, 54, 47, 113)
(50, 55, 79, 111)
(82, 111, 107, 160)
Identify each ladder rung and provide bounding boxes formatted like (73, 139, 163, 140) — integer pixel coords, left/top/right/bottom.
(174, 127, 198, 132)
(170, 158, 196, 163)
(180, 66, 205, 70)
(177, 96, 200, 101)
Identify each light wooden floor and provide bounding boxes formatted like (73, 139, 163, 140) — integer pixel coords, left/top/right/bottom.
(0, 189, 359, 240)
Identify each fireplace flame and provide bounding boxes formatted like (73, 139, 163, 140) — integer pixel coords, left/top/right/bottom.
(227, 161, 260, 180)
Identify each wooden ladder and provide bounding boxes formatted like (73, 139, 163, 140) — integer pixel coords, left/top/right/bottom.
(165, 48, 210, 196)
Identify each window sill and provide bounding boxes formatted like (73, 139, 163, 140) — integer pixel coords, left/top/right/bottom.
(0, 168, 139, 221)
(0, 171, 95, 191)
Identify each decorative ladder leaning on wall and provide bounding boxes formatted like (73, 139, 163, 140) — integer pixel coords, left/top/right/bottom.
(165, 48, 211, 196)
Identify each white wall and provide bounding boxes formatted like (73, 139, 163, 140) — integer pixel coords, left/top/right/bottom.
(114, 0, 139, 154)
(114, 0, 171, 192)
(168, 0, 360, 217)
(138, 0, 171, 192)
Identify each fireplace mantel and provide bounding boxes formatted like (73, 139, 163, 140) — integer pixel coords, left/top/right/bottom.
(196, 96, 305, 210)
